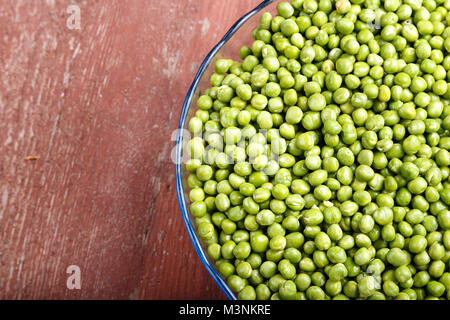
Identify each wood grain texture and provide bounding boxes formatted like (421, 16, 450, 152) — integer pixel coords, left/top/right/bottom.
(0, 0, 263, 299)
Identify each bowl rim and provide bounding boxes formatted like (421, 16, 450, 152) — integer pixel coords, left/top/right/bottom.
(174, 0, 275, 300)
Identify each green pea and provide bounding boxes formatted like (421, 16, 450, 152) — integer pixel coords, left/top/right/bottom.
(327, 246, 347, 264)
(427, 281, 446, 297)
(306, 286, 326, 300)
(256, 210, 275, 226)
(259, 260, 276, 279)
(387, 248, 408, 267)
(358, 276, 378, 298)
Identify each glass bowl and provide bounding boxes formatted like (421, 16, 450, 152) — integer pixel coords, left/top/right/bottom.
(174, 0, 280, 300)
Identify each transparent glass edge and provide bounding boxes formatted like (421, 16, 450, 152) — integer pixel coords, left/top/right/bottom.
(174, 0, 276, 301)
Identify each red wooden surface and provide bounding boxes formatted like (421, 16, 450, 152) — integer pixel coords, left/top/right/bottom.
(0, 0, 263, 299)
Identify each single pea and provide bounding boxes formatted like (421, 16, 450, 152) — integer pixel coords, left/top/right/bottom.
(354, 247, 371, 266)
(327, 246, 347, 264)
(296, 132, 315, 151)
(383, 280, 400, 298)
(279, 280, 297, 300)
(299, 257, 316, 272)
(342, 280, 358, 299)
(308, 93, 326, 111)
(329, 263, 348, 281)
(295, 272, 312, 292)
(387, 248, 408, 267)
(358, 276, 377, 298)
(315, 232, 332, 251)
(327, 224, 343, 241)
(278, 259, 296, 280)
(306, 286, 326, 300)
(408, 235, 428, 254)
(308, 170, 328, 186)
(427, 281, 446, 297)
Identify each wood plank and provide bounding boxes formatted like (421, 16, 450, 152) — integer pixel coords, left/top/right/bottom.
(0, 0, 263, 299)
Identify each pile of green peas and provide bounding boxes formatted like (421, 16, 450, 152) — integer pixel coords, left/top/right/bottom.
(185, 0, 450, 300)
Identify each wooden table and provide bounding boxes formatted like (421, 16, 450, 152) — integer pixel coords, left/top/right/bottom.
(0, 0, 263, 299)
